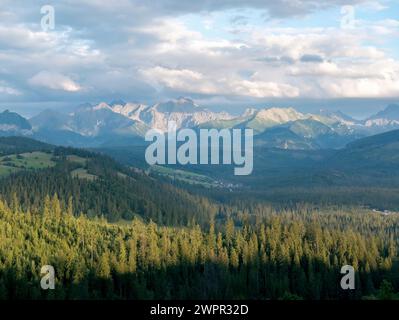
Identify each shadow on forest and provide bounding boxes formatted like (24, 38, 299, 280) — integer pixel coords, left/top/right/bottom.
(1, 258, 395, 300)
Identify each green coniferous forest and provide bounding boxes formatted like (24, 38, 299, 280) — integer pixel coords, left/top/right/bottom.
(1, 196, 399, 300)
(0, 137, 399, 300)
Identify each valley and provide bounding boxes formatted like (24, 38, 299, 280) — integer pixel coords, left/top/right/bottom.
(1, 103, 399, 300)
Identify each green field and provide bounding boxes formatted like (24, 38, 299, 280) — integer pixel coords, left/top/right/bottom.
(0, 166, 20, 176)
(0, 150, 98, 181)
(0, 151, 56, 176)
(71, 168, 98, 181)
(149, 165, 218, 187)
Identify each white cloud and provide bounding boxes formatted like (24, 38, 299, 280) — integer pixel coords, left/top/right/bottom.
(135, 17, 399, 99)
(0, 0, 397, 105)
(363, 0, 389, 11)
(320, 77, 399, 98)
(29, 71, 82, 92)
(140, 66, 217, 94)
(230, 79, 300, 98)
(140, 66, 300, 98)
(0, 25, 58, 50)
(0, 82, 21, 95)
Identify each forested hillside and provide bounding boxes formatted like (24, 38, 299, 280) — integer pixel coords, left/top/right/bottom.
(0, 200, 398, 300)
(0, 136, 53, 155)
(0, 137, 217, 226)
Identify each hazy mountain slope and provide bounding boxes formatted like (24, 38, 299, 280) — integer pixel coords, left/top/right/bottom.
(30, 109, 71, 131)
(137, 97, 233, 132)
(327, 129, 399, 170)
(365, 104, 399, 131)
(32, 128, 95, 147)
(68, 105, 138, 137)
(367, 104, 399, 121)
(236, 107, 305, 133)
(315, 110, 359, 126)
(30, 105, 147, 147)
(0, 110, 32, 135)
(129, 128, 399, 190)
(252, 118, 362, 149)
(0, 136, 53, 155)
(254, 126, 317, 149)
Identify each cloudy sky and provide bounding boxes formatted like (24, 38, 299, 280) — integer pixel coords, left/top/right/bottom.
(0, 0, 398, 117)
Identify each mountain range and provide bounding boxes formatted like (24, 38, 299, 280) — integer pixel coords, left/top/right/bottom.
(1, 98, 398, 150)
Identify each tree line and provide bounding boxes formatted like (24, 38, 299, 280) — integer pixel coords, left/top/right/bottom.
(0, 196, 398, 300)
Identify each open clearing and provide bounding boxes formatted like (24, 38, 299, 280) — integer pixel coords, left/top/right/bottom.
(0, 151, 55, 176)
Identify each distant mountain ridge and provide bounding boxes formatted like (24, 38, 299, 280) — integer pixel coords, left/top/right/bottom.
(107, 97, 233, 132)
(329, 128, 399, 169)
(365, 104, 399, 129)
(367, 104, 399, 121)
(0, 109, 32, 136)
(1, 100, 399, 149)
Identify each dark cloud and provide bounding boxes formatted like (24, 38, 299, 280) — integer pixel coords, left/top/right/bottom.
(256, 56, 296, 66)
(300, 54, 325, 63)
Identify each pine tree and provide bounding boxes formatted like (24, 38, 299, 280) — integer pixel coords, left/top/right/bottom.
(97, 251, 111, 279)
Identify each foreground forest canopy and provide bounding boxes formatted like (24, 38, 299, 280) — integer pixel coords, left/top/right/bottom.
(0, 198, 398, 300)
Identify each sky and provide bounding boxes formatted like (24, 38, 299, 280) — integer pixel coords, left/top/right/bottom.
(0, 0, 398, 118)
